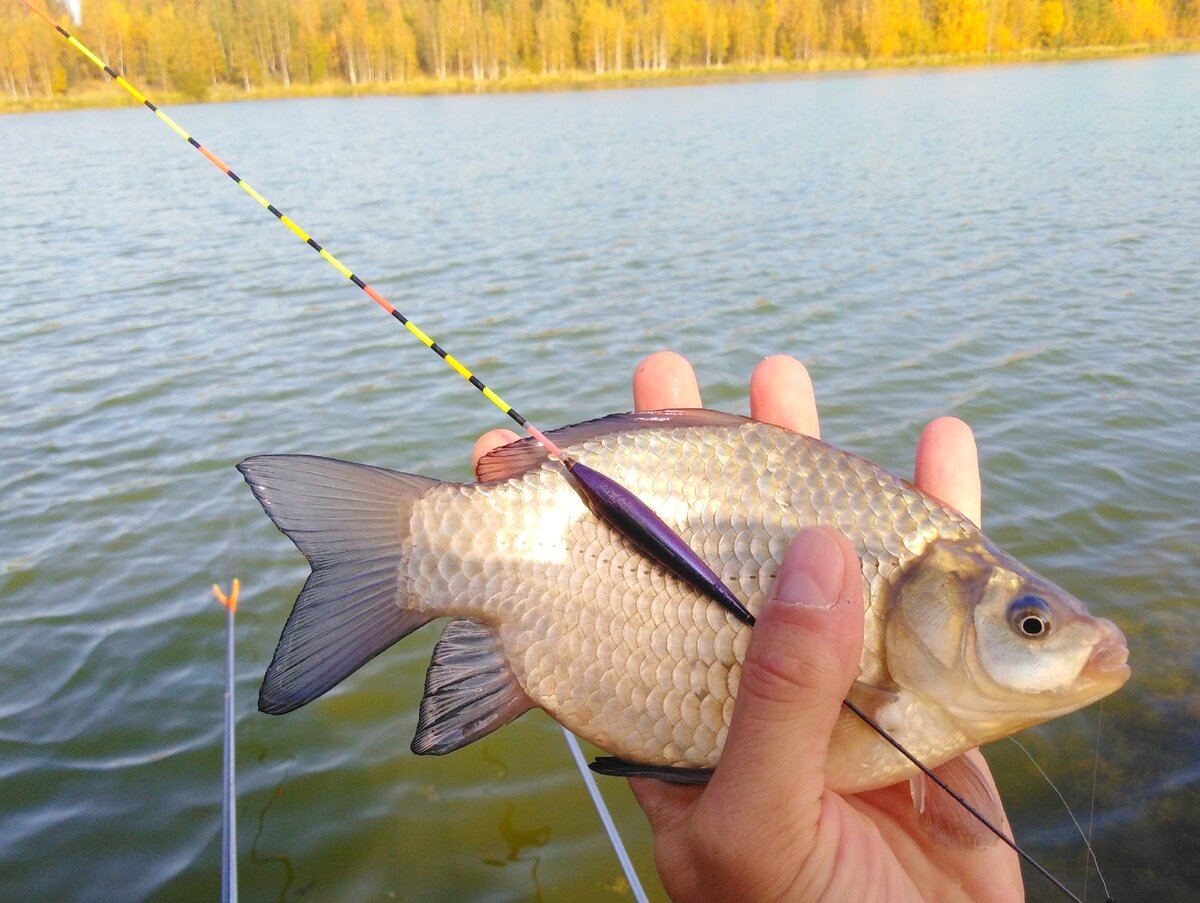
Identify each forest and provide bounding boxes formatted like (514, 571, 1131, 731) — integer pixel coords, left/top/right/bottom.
(3, 0, 1198, 102)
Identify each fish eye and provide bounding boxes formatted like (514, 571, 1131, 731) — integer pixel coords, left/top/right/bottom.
(1007, 595, 1053, 639)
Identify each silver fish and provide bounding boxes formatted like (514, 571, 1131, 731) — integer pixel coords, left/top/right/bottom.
(239, 409, 1129, 808)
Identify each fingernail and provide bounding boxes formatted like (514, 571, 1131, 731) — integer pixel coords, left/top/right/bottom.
(770, 528, 845, 608)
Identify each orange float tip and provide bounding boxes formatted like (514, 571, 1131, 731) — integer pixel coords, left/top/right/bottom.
(213, 578, 240, 613)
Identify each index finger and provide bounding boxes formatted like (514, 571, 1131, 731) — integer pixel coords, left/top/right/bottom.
(749, 355, 820, 437)
(633, 351, 702, 411)
(472, 428, 520, 475)
(913, 416, 981, 527)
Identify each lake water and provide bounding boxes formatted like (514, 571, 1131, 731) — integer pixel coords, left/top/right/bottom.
(2, 55, 1198, 901)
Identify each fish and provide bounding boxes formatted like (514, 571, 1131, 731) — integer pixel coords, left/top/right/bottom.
(238, 408, 1129, 841)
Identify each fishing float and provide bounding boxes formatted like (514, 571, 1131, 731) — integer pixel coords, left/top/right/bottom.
(212, 579, 240, 903)
(19, 3, 1098, 901)
(14, 0, 752, 630)
(14, 4, 676, 898)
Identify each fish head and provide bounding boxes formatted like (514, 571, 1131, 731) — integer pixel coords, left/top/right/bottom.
(884, 537, 1130, 744)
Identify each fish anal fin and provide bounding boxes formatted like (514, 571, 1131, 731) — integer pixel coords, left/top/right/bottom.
(910, 753, 1003, 849)
(411, 619, 535, 755)
(475, 409, 753, 482)
(589, 756, 714, 785)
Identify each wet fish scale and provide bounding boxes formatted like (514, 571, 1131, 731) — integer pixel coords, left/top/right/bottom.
(407, 421, 964, 768)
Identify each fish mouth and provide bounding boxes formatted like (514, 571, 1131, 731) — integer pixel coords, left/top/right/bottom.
(1081, 618, 1131, 688)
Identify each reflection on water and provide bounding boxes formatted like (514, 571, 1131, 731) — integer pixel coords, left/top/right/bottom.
(483, 800, 553, 902)
(1, 54, 1198, 901)
(249, 752, 296, 903)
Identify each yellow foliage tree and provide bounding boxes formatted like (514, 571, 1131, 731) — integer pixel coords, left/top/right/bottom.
(3, 0, 1189, 103)
(535, 0, 574, 71)
(1038, 0, 1064, 44)
(864, 0, 925, 56)
(578, 0, 608, 70)
(1111, 0, 1168, 40)
(729, 0, 760, 62)
(935, 0, 989, 51)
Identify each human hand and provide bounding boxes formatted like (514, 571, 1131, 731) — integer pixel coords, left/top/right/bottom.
(626, 351, 1021, 902)
(469, 351, 1021, 902)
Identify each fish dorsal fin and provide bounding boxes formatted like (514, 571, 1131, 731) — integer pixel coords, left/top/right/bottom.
(909, 753, 1003, 849)
(475, 409, 754, 482)
(411, 619, 535, 755)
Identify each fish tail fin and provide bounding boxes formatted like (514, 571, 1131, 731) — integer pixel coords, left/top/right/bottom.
(237, 454, 441, 715)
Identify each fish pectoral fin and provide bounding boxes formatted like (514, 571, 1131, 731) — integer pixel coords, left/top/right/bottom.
(411, 619, 535, 756)
(910, 753, 1004, 849)
(589, 756, 714, 785)
(848, 680, 899, 711)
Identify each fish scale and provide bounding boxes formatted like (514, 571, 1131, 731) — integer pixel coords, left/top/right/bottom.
(407, 420, 968, 771)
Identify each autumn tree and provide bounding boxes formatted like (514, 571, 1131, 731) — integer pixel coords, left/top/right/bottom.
(1039, 0, 1065, 43)
(1111, 0, 1169, 38)
(4, 0, 71, 97)
(934, 0, 990, 50)
(4, 0, 1191, 104)
(536, 0, 574, 71)
(777, 0, 822, 59)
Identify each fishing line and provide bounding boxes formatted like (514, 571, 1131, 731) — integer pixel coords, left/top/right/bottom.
(212, 578, 240, 903)
(15, 0, 561, 455)
(17, 0, 755, 632)
(20, 1, 671, 888)
(562, 728, 650, 903)
(843, 699, 1085, 903)
(1007, 735, 1113, 902)
(219, 519, 239, 903)
(1086, 703, 1108, 901)
(22, 6, 1094, 901)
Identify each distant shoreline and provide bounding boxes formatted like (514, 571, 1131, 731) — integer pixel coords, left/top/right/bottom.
(4, 42, 1197, 116)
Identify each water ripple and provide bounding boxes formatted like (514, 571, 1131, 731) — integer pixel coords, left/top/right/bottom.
(2, 56, 1198, 900)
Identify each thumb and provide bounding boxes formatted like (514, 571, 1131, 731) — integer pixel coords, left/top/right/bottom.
(701, 527, 864, 830)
